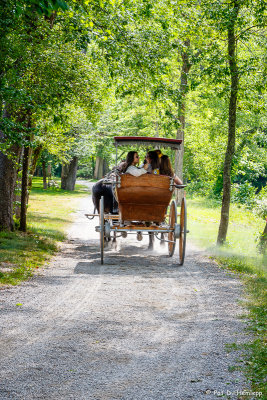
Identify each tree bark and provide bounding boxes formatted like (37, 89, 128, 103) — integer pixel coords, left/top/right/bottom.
(0, 144, 22, 230)
(175, 39, 191, 205)
(217, 2, 239, 245)
(14, 148, 24, 220)
(28, 146, 42, 193)
(61, 156, 78, 191)
(94, 156, 104, 180)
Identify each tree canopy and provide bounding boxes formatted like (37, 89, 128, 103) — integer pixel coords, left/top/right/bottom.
(0, 0, 266, 241)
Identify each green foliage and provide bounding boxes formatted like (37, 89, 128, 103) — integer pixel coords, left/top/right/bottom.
(231, 182, 256, 206)
(188, 196, 266, 269)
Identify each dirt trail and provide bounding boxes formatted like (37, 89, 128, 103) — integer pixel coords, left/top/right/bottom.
(0, 185, 249, 400)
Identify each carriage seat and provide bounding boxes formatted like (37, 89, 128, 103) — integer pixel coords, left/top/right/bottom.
(115, 174, 174, 223)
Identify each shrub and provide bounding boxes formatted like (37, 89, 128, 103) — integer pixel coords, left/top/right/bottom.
(186, 180, 213, 197)
(231, 182, 256, 207)
(76, 166, 93, 179)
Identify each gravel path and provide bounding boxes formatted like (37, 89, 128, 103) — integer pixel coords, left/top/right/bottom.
(0, 184, 249, 400)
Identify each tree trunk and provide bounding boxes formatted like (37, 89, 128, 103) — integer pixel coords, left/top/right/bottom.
(175, 39, 191, 205)
(19, 138, 31, 232)
(0, 144, 22, 231)
(94, 156, 104, 180)
(42, 161, 47, 189)
(22, 145, 42, 208)
(14, 148, 24, 220)
(61, 156, 78, 191)
(217, 2, 239, 245)
(28, 146, 42, 193)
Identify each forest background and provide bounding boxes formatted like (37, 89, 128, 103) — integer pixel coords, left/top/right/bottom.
(0, 0, 266, 392)
(0, 0, 266, 244)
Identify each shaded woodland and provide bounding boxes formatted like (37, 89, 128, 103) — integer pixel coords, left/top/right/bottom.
(0, 0, 266, 248)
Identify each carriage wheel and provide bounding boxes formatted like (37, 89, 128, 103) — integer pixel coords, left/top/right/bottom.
(168, 200, 177, 257)
(100, 196, 105, 264)
(178, 197, 187, 266)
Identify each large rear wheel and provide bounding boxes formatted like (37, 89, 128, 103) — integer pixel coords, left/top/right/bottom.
(168, 200, 177, 257)
(178, 197, 187, 265)
(100, 196, 105, 264)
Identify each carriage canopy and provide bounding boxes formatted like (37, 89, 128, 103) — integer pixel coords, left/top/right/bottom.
(114, 136, 182, 150)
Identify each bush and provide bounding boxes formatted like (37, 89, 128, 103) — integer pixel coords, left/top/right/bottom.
(231, 182, 256, 207)
(76, 166, 93, 179)
(186, 180, 213, 197)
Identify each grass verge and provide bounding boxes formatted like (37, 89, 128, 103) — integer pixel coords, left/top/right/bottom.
(0, 178, 89, 286)
(187, 196, 266, 396)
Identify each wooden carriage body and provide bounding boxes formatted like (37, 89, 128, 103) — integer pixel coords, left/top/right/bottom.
(87, 136, 187, 265)
(115, 174, 174, 223)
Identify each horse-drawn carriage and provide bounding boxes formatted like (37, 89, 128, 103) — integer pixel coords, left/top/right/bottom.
(87, 136, 187, 265)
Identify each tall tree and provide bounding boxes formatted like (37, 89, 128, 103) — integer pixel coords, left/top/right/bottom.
(217, 0, 240, 244)
(0, 0, 108, 230)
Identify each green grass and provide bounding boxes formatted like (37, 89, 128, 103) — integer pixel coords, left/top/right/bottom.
(0, 178, 89, 285)
(188, 197, 266, 275)
(187, 196, 266, 396)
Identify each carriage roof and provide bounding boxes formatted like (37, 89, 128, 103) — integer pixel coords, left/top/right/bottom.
(114, 136, 182, 150)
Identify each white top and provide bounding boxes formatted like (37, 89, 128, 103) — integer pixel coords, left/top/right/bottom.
(125, 165, 147, 177)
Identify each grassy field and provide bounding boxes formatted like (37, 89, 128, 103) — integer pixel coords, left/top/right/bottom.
(0, 178, 89, 285)
(187, 196, 266, 274)
(187, 196, 266, 396)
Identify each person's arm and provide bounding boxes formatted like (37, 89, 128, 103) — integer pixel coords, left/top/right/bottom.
(174, 175, 183, 185)
(126, 165, 147, 177)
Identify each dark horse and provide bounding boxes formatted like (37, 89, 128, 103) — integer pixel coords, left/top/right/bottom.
(92, 179, 118, 214)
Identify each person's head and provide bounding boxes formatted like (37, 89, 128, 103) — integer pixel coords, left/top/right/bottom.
(146, 150, 160, 171)
(159, 155, 174, 177)
(123, 151, 139, 171)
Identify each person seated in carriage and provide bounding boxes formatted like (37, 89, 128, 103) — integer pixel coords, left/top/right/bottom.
(144, 151, 183, 184)
(159, 154, 183, 185)
(122, 150, 183, 185)
(123, 150, 160, 176)
(144, 150, 160, 174)
(122, 151, 148, 176)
